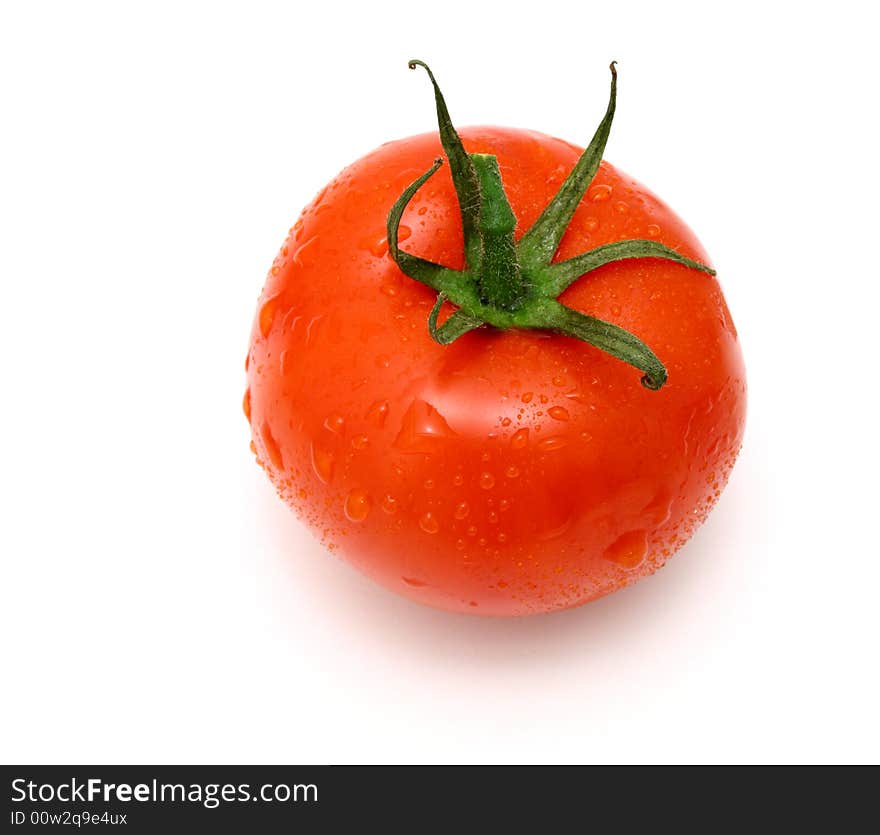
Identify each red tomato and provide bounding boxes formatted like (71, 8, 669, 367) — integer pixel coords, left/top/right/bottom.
(245, 63, 746, 615)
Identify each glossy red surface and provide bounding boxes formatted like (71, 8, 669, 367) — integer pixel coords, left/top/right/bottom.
(246, 127, 746, 615)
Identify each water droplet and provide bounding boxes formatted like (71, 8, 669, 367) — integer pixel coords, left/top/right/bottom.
(393, 399, 456, 453)
(488, 511, 499, 524)
(537, 436, 568, 453)
(548, 406, 570, 421)
(242, 389, 251, 422)
(323, 413, 345, 434)
(282, 309, 301, 336)
(646, 224, 660, 237)
(589, 184, 612, 202)
(614, 200, 629, 214)
(452, 472, 464, 487)
(344, 488, 372, 522)
(312, 185, 329, 209)
(454, 501, 470, 520)
(642, 490, 673, 526)
(510, 428, 530, 450)
(417, 206, 428, 216)
(292, 236, 319, 267)
(610, 303, 622, 316)
(423, 478, 435, 490)
(351, 434, 369, 450)
(419, 512, 440, 534)
(258, 294, 281, 338)
(584, 216, 599, 232)
(479, 472, 496, 490)
(381, 494, 398, 514)
(270, 264, 280, 276)
(546, 164, 567, 185)
(366, 399, 389, 428)
(402, 576, 429, 588)
(310, 442, 335, 484)
(305, 314, 324, 345)
(261, 422, 283, 470)
(501, 417, 511, 427)
(505, 465, 520, 479)
(552, 374, 567, 387)
(604, 530, 648, 569)
(499, 499, 510, 512)
(363, 226, 410, 258)
(521, 392, 533, 403)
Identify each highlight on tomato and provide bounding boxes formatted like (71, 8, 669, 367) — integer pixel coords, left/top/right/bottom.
(244, 59, 746, 615)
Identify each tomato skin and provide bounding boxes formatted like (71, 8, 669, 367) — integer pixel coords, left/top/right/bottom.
(246, 127, 746, 616)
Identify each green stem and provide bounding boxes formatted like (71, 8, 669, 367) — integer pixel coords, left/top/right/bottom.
(516, 62, 617, 267)
(387, 59, 716, 391)
(428, 293, 484, 344)
(538, 239, 716, 298)
(408, 59, 482, 271)
(470, 154, 523, 310)
(529, 299, 667, 390)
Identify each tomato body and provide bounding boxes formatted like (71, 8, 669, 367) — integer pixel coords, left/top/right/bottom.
(245, 127, 746, 615)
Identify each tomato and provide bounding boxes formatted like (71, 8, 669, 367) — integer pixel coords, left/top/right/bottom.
(245, 62, 746, 615)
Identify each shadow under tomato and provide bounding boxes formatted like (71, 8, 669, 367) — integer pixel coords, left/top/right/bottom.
(255, 446, 759, 672)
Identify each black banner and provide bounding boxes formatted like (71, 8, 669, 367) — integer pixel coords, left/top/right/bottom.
(1, 764, 873, 830)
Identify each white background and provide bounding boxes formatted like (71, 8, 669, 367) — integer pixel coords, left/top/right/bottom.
(2, 1, 878, 764)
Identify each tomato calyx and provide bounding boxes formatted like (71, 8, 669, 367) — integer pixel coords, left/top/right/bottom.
(387, 60, 716, 390)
